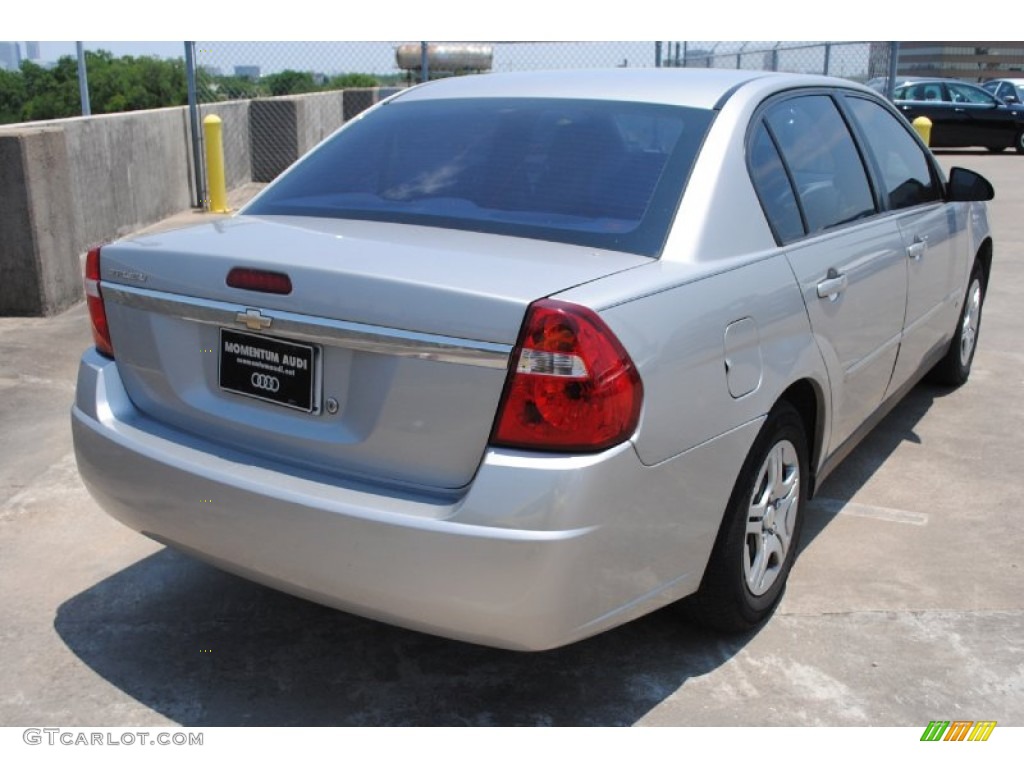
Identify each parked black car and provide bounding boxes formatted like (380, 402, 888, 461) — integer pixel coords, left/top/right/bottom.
(892, 77, 1024, 153)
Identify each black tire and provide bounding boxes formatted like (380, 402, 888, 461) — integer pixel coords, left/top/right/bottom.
(1017, 130, 1024, 154)
(928, 261, 985, 387)
(985, 146, 1006, 153)
(683, 401, 808, 632)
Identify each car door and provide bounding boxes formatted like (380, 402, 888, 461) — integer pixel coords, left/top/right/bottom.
(843, 95, 966, 393)
(945, 82, 1018, 148)
(751, 94, 908, 455)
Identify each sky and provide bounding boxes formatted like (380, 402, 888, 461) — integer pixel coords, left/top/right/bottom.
(7, 1, 1015, 80)
(9, 0, 1007, 54)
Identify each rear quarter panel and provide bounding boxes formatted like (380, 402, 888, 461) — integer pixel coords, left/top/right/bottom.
(556, 253, 828, 468)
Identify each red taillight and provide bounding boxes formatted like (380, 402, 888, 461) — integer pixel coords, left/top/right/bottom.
(490, 299, 643, 452)
(226, 267, 292, 294)
(85, 247, 114, 358)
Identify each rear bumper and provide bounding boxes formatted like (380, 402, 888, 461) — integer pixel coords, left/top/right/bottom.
(71, 349, 758, 650)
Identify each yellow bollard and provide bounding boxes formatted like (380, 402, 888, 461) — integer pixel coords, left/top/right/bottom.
(202, 115, 230, 213)
(912, 116, 932, 147)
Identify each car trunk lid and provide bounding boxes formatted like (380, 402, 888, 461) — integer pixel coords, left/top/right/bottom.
(97, 215, 648, 491)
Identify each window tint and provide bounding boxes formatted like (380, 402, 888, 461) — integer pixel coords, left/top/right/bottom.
(764, 95, 876, 234)
(947, 83, 998, 105)
(749, 121, 804, 243)
(894, 84, 945, 102)
(846, 97, 942, 210)
(245, 98, 713, 257)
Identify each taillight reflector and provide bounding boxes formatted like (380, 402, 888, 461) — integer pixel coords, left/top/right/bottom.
(226, 268, 292, 295)
(490, 299, 643, 453)
(85, 247, 114, 358)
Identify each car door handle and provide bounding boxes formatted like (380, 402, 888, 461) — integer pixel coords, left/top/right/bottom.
(816, 269, 847, 301)
(907, 236, 927, 260)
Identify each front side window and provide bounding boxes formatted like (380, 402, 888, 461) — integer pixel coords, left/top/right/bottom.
(245, 98, 714, 256)
(763, 95, 877, 234)
(846, 97, 942, 210)
(946, 83, 999, 105)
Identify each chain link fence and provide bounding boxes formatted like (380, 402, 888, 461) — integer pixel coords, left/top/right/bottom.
(664, 41, 891, 80)
(187, 41, 894, 206)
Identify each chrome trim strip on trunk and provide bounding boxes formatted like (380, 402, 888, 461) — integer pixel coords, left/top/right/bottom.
(103, 283, 513, 369)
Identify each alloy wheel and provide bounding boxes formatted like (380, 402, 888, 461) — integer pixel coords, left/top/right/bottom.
(744, 439, 800, 596)
(959, 278, 982, 368)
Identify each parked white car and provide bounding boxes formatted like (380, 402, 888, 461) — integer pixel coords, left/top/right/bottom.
(72, 69, 994, 650)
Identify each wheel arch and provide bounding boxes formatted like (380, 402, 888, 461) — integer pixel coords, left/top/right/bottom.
(775, 377, 827, 499)
(975, 237, 993, 291)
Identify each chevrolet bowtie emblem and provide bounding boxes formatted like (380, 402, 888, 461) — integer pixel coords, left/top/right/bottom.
(236, 309, 272, 331)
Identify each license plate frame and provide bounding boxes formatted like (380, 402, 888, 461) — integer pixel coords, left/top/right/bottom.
(219, 329, 318, 413)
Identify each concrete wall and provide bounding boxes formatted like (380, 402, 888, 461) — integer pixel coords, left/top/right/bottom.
(0, 128, 82, 315)
(248, 90, 348, 182)
(59, 107, 195, 247)
(1, 107, 195, 315)
(0, 86, 401, 316)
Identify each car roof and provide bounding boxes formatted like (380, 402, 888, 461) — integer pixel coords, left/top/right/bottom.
(986, 77, 1024, 84)
(388, 68, 875, 110)
(895, 77, 961, 85)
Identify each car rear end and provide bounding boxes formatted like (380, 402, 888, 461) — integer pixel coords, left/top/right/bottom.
(72, 72, 732, 649)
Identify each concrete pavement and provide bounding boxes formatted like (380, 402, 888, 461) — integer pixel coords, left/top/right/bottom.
(0, 154, 1021, 726)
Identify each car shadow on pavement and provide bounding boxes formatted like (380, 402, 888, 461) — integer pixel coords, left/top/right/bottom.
(800, 380, 953, 548)
(54, 548, 760, 726)
(52, 382, 957, 727)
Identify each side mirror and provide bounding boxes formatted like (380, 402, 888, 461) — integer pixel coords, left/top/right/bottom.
(947, 167, 994, 202)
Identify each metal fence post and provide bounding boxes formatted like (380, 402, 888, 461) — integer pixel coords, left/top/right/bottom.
(76, 42, 91, 117)
(655, 41, 662, 68)
(420, 41, 429, 83)
(823, 43, 832, 75)
(184, 41, 206, 209)
(887, 42, 900, 101)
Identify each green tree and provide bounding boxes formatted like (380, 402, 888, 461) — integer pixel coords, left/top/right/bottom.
(20, 58, 80, 120)
(327, 73, 379, 88)
(264, 69, 317, 96)
(0, 50, 188, 124)
(0, 68, 27, 123)
(202, 74, 263, 101)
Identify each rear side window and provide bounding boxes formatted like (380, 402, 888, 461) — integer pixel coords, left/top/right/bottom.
(763, 95, 877, 234)
(749, 122, 804, 243)
(845, 97, 942, 210)
(245, 98, 714, 256)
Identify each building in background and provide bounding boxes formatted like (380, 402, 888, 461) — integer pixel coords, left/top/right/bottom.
(234, 65, 261, 80)
(25, 41, 40, 60)
(897, 42, 1024, 82)
(0, 42, 21, 71)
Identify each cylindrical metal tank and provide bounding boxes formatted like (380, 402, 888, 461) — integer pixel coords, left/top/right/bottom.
(395, 43, 494, 73)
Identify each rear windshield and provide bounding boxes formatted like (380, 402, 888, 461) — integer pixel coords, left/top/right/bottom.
(244, 97, 713, 256)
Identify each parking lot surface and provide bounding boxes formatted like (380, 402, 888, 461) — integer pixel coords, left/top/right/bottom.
(1, 153, 1021, 726)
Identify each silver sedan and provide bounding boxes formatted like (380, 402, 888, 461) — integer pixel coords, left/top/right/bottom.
(72, 69, 994, 650)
